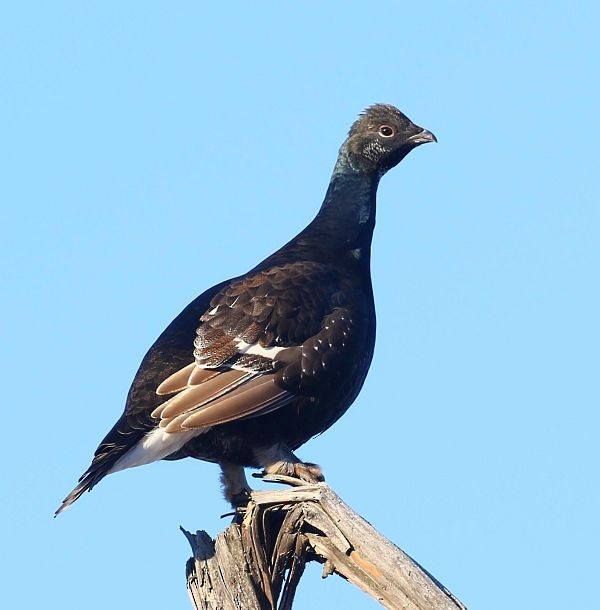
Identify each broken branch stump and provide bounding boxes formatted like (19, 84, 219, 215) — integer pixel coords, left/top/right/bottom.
(182, 481, 467, 610)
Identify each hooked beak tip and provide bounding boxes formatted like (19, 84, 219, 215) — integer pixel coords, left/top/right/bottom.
(411, 129, 437, 144)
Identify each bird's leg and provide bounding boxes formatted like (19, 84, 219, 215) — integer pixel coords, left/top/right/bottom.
(219, 462, 252, 508)
(254, 443, 325, 484)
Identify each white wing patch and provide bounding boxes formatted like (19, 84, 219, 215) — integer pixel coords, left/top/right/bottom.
(234, 340, 286, 359)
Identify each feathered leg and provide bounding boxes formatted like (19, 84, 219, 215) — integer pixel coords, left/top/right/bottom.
(219, 462, 252, 507)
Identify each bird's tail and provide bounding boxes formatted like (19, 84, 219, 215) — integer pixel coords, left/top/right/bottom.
(55, 415, 145, 516)
(54, 466, 108, 516)
(55, 444, 126, 516)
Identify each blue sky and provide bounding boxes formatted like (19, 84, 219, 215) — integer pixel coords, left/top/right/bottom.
(2, 2, 598, 609)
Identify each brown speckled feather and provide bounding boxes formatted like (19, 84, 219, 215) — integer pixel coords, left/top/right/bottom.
(148, 261, 359, 434)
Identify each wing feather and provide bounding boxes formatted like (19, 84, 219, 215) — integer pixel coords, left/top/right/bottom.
(151, 369, 252, 419)
(148, 262, 355, 438)
(156, 362, 197, 395)
(163, 376, 292, 431)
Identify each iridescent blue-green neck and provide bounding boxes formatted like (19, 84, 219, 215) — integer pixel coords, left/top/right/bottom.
(301, 145, 380, 250)
(258, 145, 380, 270)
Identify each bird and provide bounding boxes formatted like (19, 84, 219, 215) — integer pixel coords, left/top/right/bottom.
(56, 104, 436, 515)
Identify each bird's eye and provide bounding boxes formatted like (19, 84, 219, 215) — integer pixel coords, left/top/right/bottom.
(378, 125, 395, 137)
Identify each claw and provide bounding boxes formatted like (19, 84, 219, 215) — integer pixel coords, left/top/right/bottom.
(230, 489, 251, 508)
(262, 460, 324, 483)
(220, 504, 248, 524)
(254, 461, 325, 486)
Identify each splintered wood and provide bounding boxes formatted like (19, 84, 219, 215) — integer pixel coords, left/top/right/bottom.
(182, 481, 467, 610)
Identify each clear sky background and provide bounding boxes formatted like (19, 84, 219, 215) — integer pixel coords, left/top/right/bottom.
(2, 3, 598, 609)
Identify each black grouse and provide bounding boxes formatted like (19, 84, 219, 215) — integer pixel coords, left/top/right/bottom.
(56, 104, 436, 515)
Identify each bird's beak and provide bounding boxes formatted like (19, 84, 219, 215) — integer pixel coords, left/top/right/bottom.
(408, 129, 437, 144)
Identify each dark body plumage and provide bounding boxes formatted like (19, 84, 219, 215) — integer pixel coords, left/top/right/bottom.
(57, 104, 435, 515)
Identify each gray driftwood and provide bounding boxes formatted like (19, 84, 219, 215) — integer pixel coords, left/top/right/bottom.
(182, 479, 467, 610)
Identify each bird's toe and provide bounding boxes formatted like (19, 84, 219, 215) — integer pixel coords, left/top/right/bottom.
(263, 460, 324, 484)
(230, 489, 251, 508)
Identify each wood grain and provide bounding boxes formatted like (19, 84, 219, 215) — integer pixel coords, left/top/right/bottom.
(183, 481, 467, 610)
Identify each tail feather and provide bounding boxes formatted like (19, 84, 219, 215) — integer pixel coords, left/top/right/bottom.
(55, 467, 108, 516)
(55, 420, 146, 516)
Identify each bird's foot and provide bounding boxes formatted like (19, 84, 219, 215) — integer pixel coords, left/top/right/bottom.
(253, 445, 325, 487)
(260, 460, 325, 484)
(219, 462, 253, 509)
(220, 502, 248, 524)
(230, 489, 251, 508)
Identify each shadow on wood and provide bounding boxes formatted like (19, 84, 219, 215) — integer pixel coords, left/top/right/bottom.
(182, 479, 467, 610)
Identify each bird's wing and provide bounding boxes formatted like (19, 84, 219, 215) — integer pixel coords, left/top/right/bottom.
(55, 262, 362, 515)
(149, 260, 355, 431)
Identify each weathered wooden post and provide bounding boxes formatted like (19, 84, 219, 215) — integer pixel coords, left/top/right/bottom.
(183, 478, 466, 610)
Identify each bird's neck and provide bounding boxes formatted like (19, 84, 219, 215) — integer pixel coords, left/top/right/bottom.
(294, 148, 380, 264)
(254, 147, 380, 273)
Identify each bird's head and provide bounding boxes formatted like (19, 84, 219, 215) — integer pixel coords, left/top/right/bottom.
(342, 104, 436, 176)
